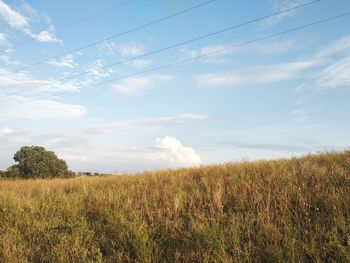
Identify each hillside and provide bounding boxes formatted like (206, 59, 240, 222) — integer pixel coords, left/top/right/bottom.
(0, 151, 350, 262)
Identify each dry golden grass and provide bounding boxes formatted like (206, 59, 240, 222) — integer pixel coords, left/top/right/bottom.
(1, 151, 350, 262)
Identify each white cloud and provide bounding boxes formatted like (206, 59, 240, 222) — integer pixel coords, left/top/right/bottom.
(315, 35, 350, 59)
(0, 68, 85, 120)
(0, 0, 30, 30)
(0, 68, 80, 93)
(0, 32, 8, 46)
(0, 96, 86, 120)
(196, 61, 315, 87)
(263, 0, 306, 26)
(0, 0, 60, 43)
(125, 59, 152, 68)
(86, 59, 112, 80)
(180, 40, 295, 63)
(99, 41, 145, 57)
(0, 127, 13, 135)
(0, 54, 22, 65)
(29, 27, 62, 44)
(313, 56, 350, 89)
(48, 54, 77, 68)
(112, 74, 172, 96)
(84, 113, 208, 133)
(296, 35, 350, 91)
(150, 136, 201, 167)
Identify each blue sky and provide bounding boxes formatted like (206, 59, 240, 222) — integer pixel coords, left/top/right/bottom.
(0, 0, 349, 173)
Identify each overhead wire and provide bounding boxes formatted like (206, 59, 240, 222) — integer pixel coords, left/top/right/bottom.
(12, 0, 137, 47)
(12, 0, 218, 72)
(1, 11, 349, 110)
(1, 0, 321, 98)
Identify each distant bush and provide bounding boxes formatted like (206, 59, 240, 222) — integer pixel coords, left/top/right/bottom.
(5, 146, 74, 179)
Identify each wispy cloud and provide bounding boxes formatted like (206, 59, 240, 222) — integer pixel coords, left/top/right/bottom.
(196, 61, 315, 88)
(0, 0, 61, 43)
(0, 67, 87, 120)
(112, 74, 172, 96)
(0, 0, 30, 30)
(263, 0, 307, 26)
(296, 35, 350, 91)
(0, 54, 22, 65)
(99, 41, 145, 57)
(221, 141, 310, 152)
(47, 54, 77, 68)
(86, 59, 113, 81)
(0, 126, 13, 135)
(180, 39, 295, 63)
(314, 35, 350, 59)
(0, 68, 81, 93)
(0, 32, 9, 46)
(0, 96, 86, 120)
(312, 56, 350, 90)
(84, 114, 208, 133)
(29, 26, 62, 44)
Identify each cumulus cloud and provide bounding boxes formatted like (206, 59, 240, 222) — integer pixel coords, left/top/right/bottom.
(150, 136, 201, 167)
(112, 74, 172, 96)
(196, 61, 315, 87)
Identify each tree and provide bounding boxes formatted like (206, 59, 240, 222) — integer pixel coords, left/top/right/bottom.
(5, 165, 21, 178)
(10, 146, 71, 178)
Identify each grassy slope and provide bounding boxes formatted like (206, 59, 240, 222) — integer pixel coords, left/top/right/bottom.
(0, 151, 350, 262)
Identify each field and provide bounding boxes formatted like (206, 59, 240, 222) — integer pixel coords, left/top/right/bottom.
(0, 151, 350, 262)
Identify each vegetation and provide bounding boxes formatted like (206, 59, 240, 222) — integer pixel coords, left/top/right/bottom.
(2, 146, 72, 179)
(0, 151, 350, 262)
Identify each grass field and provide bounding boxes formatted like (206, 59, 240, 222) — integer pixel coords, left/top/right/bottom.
(0, 151, 350, 262)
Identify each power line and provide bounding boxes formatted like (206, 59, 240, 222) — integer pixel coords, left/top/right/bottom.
(2, 0, 321, 98)
(12, 0, 217, 72)
(12, 0, 137, 48)
(2, 11, 349, 111)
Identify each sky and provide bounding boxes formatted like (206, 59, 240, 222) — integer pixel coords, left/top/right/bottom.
(0, 0, 349, 173)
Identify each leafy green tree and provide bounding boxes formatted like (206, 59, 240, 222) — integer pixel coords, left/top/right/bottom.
(5, 165, 21, 178)
(10, 146, 71, 178)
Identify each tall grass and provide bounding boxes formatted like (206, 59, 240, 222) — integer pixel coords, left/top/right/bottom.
(0, 151, 350, 262)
